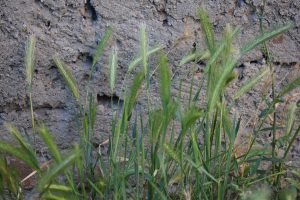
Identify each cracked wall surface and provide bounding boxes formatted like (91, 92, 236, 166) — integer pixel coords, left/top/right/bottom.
(0, 0, 299, 161)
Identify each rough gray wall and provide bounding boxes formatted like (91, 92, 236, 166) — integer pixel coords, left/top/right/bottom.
(0, 0, 299, 155)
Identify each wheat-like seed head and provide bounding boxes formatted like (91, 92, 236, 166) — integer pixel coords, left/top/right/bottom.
(25, 35, 36, 88)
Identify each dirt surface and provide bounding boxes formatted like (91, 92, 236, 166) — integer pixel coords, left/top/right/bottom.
(0, 0, 299, 162)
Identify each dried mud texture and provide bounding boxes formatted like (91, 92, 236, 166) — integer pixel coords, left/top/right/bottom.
(0, 1, 299, 160)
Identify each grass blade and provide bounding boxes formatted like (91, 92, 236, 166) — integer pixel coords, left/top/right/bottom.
(53, 57, 80, 101)
(159, 53, 171, 110)
(124, 71, 145, 116)
(6, 124, 39, 169)
(148, 181, 168, 200)
(204, 26, 239, 73)
(186, 158, 218, 183)
(39, 146, 80, 191)
(233, 68, 270, 100)
(0, 142, 38, 170)
(47, 184, 73, 193)
(163, 143, 180, 164)
(128, 45, 164, 72)
(39, 125, 62, 163)
(179, 50, 210, 66)
(278, 75, 300, 97)
(92, 27, 112, 69)
(208, 58, 237, 114)
(240, 23, 294, 56)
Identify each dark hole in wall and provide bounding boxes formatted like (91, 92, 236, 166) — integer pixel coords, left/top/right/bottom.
(237, 63, 245, 81)
(97, 93, 123, 108)
(45, 20, 51, 27)
(85, 0, 98, 21)
(77, 52, 93, 65)
(250, 60, 263, 65)
(162, 15, 172, 27)
(82, 73, 90, 81)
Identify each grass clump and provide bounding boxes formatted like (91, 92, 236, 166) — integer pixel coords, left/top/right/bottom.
(0, 8, 299, 200)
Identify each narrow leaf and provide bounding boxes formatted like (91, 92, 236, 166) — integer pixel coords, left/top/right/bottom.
(179, 50, 210, 66)
(39, 125, 62, 163)
(159, 53, 171, 110)
(39, 147, 80, 191)
(128, 45, 164, 72)
(92, 27, 112, 69)
(0, 142, 38, 170)
(278, 75, 300, 97)
(240, 23, 294, 56)
(124, 71, 145, 116)
(208, 58, 237, 113)
(6, 124, 39, 169)
(163, 143, 180, 164)
(233, 68, 270, 100)
(204, 27, 239, 73)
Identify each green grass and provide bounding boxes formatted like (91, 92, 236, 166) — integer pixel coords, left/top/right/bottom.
(0, 8, 299, 200)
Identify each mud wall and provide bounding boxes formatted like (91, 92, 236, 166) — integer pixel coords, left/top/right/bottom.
(0, 0, 299, 156)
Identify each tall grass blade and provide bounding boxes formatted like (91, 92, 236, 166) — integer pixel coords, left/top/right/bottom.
(113, 72, 145, 159)
(92, 27, 112, 69)
(163, 143, 180, 164)
(124, 71, 145, 116)
(181, 106, 202, 134)
(109, 47, 118, 93)
(186, 158, 218, 183)
(204, 27, 239, 73)
(179, 50, 210, 66)
(148, 181, 168, 200)
(278, 75, 300, 97)
(233, 68, 270, 100)
(39, 125, 62, 163)
(283, 125, 300, 159)
(42, 193, 69, 200)
(240, 23, 293, 56)
(53, 57, 80, 101)
(159, 53, 171, 110)
(6, 124, 39, 169)
(47, 184, 73, 193)
(39, 146, 80, 191)
(0, 142, 38, 170)
(128, 45, 164, 72)
(208, 58, 237, 114)
(87, 179, 104, 198)
(25, 35, 36, 87)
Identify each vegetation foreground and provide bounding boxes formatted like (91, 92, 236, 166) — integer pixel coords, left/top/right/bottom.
(0, 9, 299, 200)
